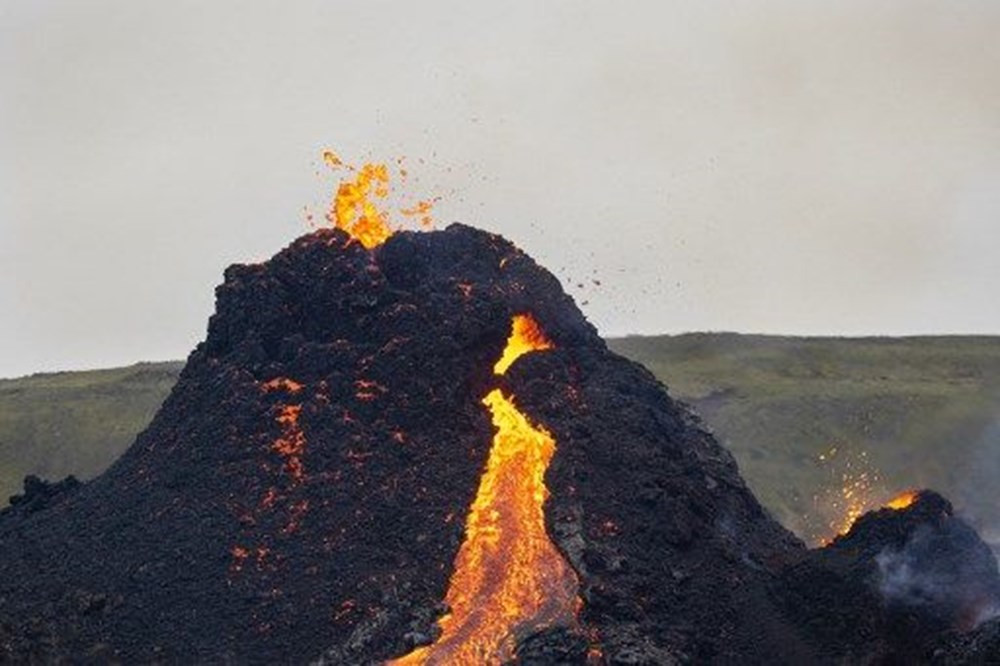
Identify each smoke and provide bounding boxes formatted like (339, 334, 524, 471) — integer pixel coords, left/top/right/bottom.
(877, 524, 999, 630)
(955, 417, 1000, 558)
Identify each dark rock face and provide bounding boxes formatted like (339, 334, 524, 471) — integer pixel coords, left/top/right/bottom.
(506, 342, 807, 663)
(7, 474, 80, 514)
(932, 616, 1000, 664)
(0, 225, 997, 664)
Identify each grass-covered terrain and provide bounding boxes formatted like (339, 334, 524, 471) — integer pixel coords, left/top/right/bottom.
(609, 334, 1000, 546)
(0, 362, 183, 504)
(2, 335, 998, 547)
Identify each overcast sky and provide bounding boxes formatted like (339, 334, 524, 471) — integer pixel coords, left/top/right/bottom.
(2, 1, 999, 378)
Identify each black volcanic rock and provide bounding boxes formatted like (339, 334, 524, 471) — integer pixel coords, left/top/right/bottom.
(8, 474, 81, 514)
(774, 491, 1000, 663)
(0, 225, 997, 665)
(932, 616, 1000, 664)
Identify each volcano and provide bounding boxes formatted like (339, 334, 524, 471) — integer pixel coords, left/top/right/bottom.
(2, 223, 999, 664)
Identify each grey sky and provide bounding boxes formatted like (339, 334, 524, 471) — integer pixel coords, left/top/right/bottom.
(2, 0, 999, 378)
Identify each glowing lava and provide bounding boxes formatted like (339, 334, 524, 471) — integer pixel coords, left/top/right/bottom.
(320, 150, 439, 249)
(230, 378, 311, 574)
(273, 404, 306, 484)
(493, 314, 554, 375)
(328, 161, 393, 249)
(822, 487, 922, 545)
(886, 489, 919, 510)
(390, 314, 579, 665)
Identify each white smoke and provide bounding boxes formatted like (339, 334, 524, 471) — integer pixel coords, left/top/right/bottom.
(955, 417, 1000, 560)
(877, 525, 999, 629)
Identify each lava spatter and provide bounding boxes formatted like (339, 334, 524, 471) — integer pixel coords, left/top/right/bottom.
(320, 151, 439, 249)
(328, 162, 393, 250)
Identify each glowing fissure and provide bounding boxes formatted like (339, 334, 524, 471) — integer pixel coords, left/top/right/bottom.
(230, 378, 311, 574)
(390, 314, 579, 665)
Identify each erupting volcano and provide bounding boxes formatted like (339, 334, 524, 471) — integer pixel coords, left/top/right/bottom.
(2, 183, 999, 663)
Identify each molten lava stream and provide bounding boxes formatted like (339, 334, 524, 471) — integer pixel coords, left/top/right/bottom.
(389, 315, 579, 665)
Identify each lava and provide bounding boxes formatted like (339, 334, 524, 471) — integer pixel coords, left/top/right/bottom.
(885, 489, 919, 510)
(320, 151, 439, 249)
(328, 162, 394, 250)
(822, 487, 923, 545)
(261, 377, 304, 394)
(493, 314, 554, 375)
(390, 314, 578, 665)
(400, 198, 438, 229)
(272, 404, 306, 484)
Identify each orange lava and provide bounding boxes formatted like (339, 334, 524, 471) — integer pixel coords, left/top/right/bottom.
(319, 150, 439, 249)
(400, 199, 438, 229)
(390, 314, 578, 664)
(886, 489, 919, 510)
(493, 314, 554, 375)
(355, 378, 387, 401)
(821, 487, 922, 546)
(229, 378, 313, 573)
(837, 472, 875, 536)
(272, 404, 306, 484)
(261, 377, 304, 394)
(230, 545, 250, 572)
(328, 162, 394, 249)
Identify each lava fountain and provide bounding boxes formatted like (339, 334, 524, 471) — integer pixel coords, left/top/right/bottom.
(321, 150, 437, 248)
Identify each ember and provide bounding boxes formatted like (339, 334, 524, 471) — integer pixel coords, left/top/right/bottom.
(814, 446, 929, 545)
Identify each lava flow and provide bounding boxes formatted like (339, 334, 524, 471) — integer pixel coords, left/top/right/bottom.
(390, 314, 579, 665)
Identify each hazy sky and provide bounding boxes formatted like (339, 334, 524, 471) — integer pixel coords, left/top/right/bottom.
(3, 1, 999, 378)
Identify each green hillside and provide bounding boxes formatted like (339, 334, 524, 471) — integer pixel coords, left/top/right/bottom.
(609, 334, 1000, 545)
(2, 335, 998, 547)
(0, 362, 183, 502)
